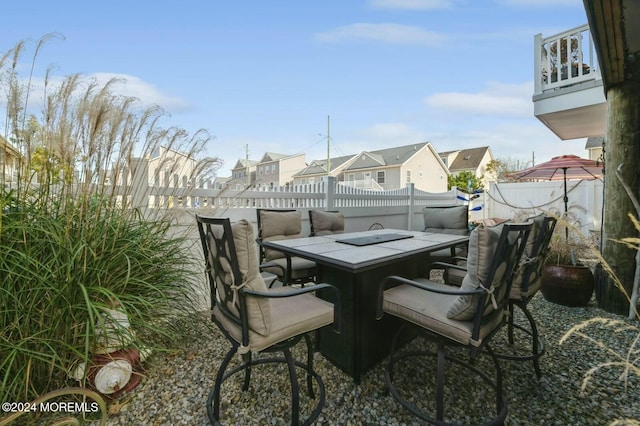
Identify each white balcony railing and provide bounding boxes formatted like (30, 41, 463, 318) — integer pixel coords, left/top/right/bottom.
(339, 178, 384, 191)
(534, 24, 602, 95)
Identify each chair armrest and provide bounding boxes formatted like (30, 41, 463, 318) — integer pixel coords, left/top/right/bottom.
(430, 261, 467, 272)
(430, 261, 468, 286)
(376, 275, 483, 320)
(257, 239, 297, 284)
(244, 283, 342, 334)
(259, 260, 286, 275)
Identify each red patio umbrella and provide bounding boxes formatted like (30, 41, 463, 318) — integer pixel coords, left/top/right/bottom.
(507, 154, 603, 240)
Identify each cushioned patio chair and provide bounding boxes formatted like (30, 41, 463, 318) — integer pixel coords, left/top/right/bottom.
(256, 209, 317, 286)
(441, 214, 557, 377)
(502, 214, 557, 376)
(422, 205, 470, 274)
(308, 210, 345, 236)
(377, 221, 531, 424)
(196, 215, 340, 425)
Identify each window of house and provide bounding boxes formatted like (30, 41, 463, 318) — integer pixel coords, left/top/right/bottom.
(348, 174, 355, 181)
(377, 171, 385, 184)
(406, 170, 411, 183)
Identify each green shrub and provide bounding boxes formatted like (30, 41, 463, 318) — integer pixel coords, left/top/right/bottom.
(0, 36, 220, 402)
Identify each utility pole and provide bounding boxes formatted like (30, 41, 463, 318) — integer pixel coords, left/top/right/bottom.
(326, 115, 331, 176)
(245, 144, 250, 186)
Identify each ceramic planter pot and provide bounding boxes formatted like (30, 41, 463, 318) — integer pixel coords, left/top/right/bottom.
(541, 264, 595, 307)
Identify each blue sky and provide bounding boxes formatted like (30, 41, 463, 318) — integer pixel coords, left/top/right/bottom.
(5, 0, 590, 176)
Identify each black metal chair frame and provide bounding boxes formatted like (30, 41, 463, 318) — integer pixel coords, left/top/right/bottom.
(440, 216, 557, 378)
(377, 222, 531, 425)
(256, 208, 316, 286)
(498, 215, 557, 377)
(196, 215, 340, 425)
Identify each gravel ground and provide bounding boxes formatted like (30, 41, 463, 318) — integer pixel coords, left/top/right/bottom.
(91, 290, 640, 426)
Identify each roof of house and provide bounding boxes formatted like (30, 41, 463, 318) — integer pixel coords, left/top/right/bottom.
(448, 146, 491, 172)
(294, 142, 433, 177)
(344, 142, 430, 171)
(585, 137, 605, 149)
(232, 158, 259, 170)
(293, 154, 355, 177)
(259, 152, 304, 163)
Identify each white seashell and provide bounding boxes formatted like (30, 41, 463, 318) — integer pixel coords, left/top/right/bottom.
(94, 360, 133, 394)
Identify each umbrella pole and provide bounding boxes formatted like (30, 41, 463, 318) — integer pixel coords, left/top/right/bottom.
(563, 168, 569, 241)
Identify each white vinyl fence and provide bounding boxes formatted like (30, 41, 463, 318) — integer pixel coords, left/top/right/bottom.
(484, 179, 604, 238)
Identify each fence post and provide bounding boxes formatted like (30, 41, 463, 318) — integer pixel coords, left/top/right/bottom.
(407, 182, 415, 230)
(130, 157, 149, 209)
(324, 176, 336, 210)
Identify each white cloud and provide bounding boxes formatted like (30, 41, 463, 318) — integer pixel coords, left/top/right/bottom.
(369, 0, 456, 10)
(315, 23, 448, 46)
(4, 72, 191, 115)
(425, 81, 533, 118)
(92, 73, 191, 112)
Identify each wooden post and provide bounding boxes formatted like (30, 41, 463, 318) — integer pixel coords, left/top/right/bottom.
(598, 71, 640, 314)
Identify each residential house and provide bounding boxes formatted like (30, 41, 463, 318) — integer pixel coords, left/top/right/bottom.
(255, 152, 306, 188)
(1, 136, 21, 188)
(585, 137, 604, 162)
(341, 142, 448, 192)
(212, 176, 230, 190)
(147, 146, 199, 188)
(292, 154, 355, 185)
(440, 146, 495, 189)
(293, 142, 449, 192)
(228, 158, 259, 189)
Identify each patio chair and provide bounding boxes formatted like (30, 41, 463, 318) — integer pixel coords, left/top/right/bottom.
(422, 205, 470, 274)
(377, 221, 531, 424)
(256, 209, 317, 286)
(503, 214, 556, 376)
(196, 215, 341, 425)
(442, 214, 557, 377)
(308, 210, 345, 236)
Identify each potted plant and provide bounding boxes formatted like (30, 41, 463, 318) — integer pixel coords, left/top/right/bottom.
(540, 235, 596, 307)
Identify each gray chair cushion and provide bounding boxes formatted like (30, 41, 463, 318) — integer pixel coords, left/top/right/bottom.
(261, 257, 316, 282)
(214, 292, 334, 353)
(423, 205, 469, 235)
(260, 210, 303, 261)
(447, 222, 506, 320)
(383, 278, 503, 347)
(211, 219, 272, 336)
(310, 210, 345, 236)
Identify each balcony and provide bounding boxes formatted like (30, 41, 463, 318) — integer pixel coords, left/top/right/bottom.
(533, 24, 606, 140)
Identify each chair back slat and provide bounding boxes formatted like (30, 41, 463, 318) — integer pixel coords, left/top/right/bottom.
(472, 222, 532, 333)
(512, 215, 558, 298)
(196, 216, 242, 321)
